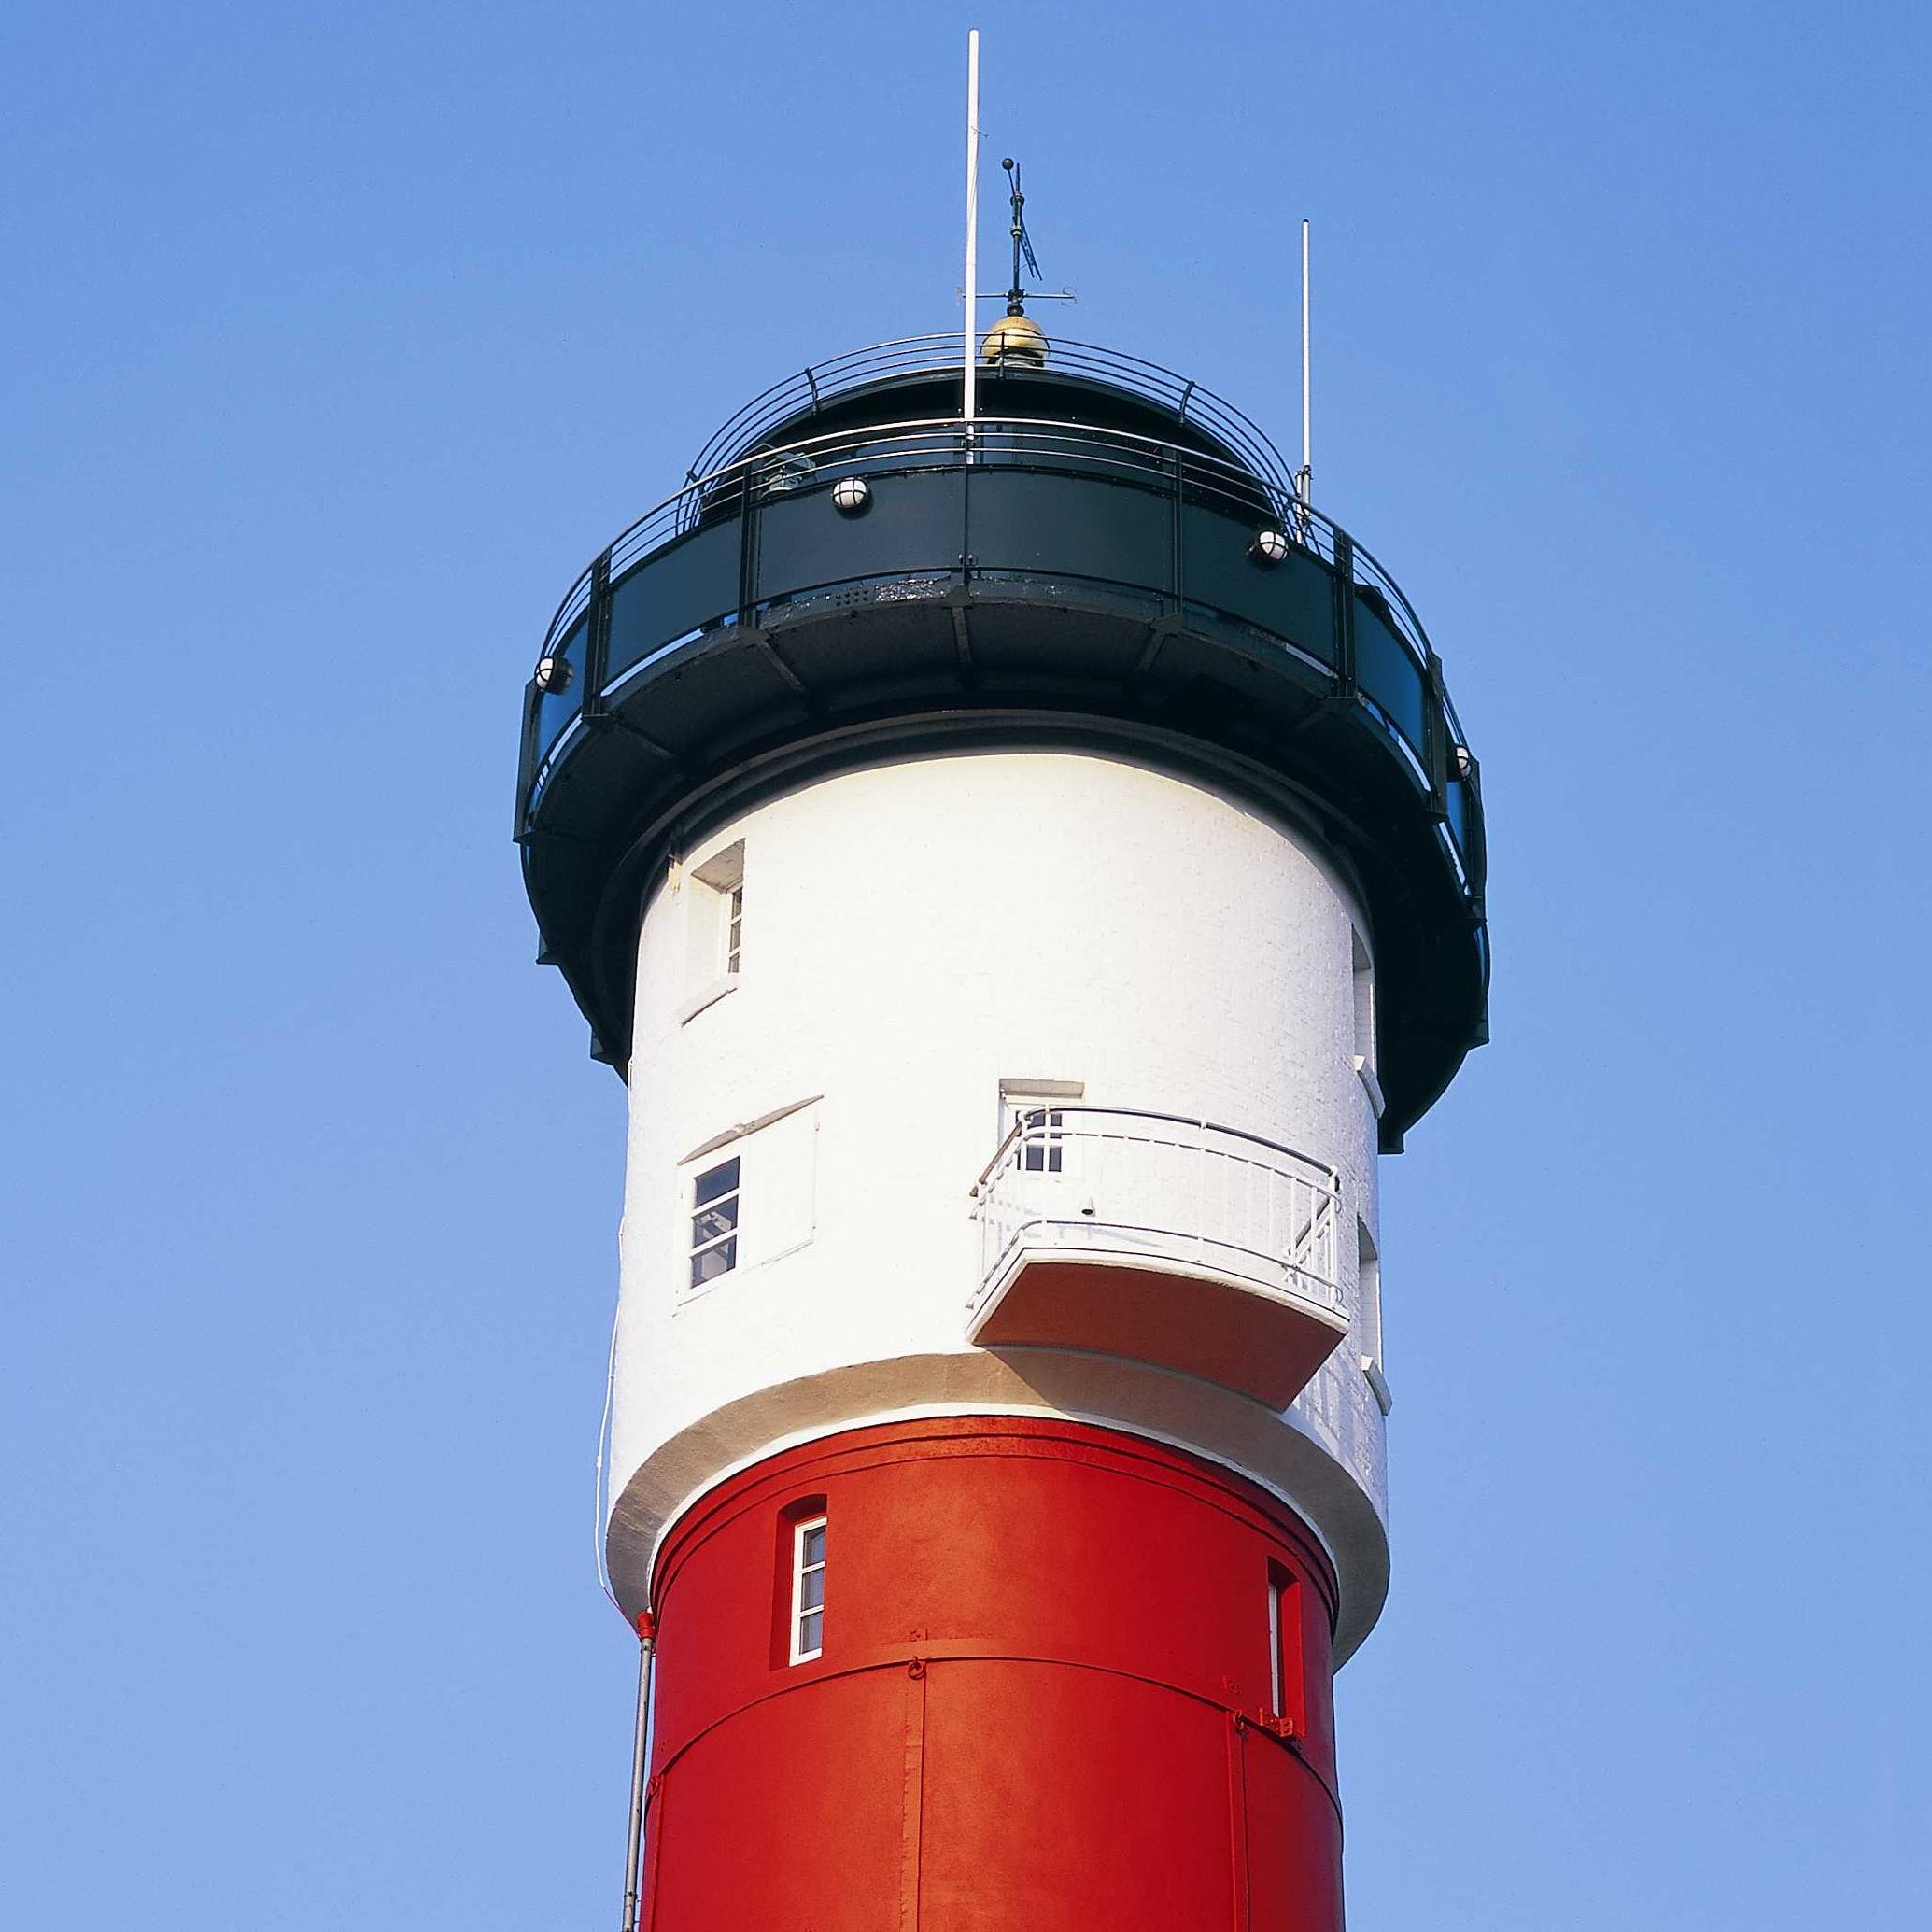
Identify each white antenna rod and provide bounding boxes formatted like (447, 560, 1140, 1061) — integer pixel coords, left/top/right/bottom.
(963, 30, 981, 426)
(1299, 219, 1312, 515)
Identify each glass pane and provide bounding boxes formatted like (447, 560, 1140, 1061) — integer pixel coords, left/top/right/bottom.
(690, 1237, 736, 1287)
(801, 1524, 826, 1567)
(1353, 595, 1428, 760)
(797, 1608, 822, 1654)
(1021, 1109, 1064, 1173)
(799, 1567, 825, 1611)
(694, 1159, 740, 1207)
(691, 1202, 739, 1248)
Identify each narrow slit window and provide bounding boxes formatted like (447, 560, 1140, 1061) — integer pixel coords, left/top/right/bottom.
(684, 839, 745, 1004)
(689, 1157, 740, 1289)
(1267, 1575, 1283, 1715)
(1357, 1220, 1383, 1368)
(791, 1515, 826, 1663)
(1268, 1561, 1304, 1727)
(1351, 928, 1375, 1073)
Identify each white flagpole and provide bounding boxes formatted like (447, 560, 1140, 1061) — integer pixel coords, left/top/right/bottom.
(964, 31, 981, 428)
(1299, 218, 1312, 521)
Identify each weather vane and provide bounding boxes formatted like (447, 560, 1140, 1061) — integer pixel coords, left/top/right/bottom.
(961, 152, 1078, 323)
(1002, 157, 1042, 315)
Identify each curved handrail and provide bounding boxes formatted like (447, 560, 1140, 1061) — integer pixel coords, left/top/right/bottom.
(682, 333, 1298, 506)
(971, 1104, 1339, 1195)
(969, 1105, 1345, 1315)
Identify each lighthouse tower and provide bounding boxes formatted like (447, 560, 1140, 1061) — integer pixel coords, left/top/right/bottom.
(516, 310, 1487, 1928)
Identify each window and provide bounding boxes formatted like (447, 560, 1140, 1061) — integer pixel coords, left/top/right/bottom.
(689, 1157, 740, 1289)
(681, 840, 746, 1022)
(1356, 1220, 1382, 1368)
(675, 1101, 822, 1304)
(790, 1515, 826, 1663)
(1355, 1219, 1392, 1410)
(1350, 928, 1375, 1073)
(1019, 1107, 1064, 1173)
(1268, 1561, 1304, 1727)
(1267, 1574, 1282, 1713)
(999, 1078, 1082, 1176)
(1350, 929, 1386, 1118)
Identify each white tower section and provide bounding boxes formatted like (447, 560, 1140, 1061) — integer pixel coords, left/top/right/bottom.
(604, 749, 1393, 1657)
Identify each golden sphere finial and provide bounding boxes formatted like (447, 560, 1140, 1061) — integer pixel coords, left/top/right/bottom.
(980, 313, 1049, 368)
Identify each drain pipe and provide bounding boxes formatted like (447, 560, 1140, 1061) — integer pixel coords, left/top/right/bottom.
(619, 1610, 657, 1932)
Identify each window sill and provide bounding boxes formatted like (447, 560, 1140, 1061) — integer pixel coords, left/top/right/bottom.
(672, 1231, 817, 1312)
(680, 973, 740, 1026)
(1361, 1357, 1393, 1416)
(1352, 1055, 1386, 1120)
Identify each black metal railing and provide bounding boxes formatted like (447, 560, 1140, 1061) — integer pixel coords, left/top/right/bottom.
(681, 333, 1299, 509)
(522, 414, 1484, 912)
(538, 415, 1430, 669)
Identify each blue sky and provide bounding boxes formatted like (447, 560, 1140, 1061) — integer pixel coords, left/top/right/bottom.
(4, 4, 1928, 1925)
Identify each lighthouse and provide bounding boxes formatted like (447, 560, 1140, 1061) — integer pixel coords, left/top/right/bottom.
(515, 224, 1487, 1925)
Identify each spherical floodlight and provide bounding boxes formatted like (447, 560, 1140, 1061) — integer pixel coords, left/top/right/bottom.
(1248, 528, 1290, 567)
(831, 475, 872, 516)
(534, 654, 572, 695)
(1453, 744, 1475, 781)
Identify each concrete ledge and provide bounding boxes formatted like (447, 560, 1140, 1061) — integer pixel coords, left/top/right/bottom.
(604, 1347, 1391, 1666)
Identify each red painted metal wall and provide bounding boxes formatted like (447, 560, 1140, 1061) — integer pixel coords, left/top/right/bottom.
(639, 1417, 1345, 1932)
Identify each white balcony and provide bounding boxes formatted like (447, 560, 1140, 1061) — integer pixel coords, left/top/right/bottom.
(968, 1107, 1347, 1409)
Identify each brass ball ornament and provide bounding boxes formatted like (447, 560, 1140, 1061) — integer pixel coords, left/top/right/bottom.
(980, 313, 1050, 367)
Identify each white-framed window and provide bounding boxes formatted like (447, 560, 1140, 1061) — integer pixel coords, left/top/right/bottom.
(1018, 1106, 1064, 1172)
(1356, 1219, 1382, 1367)
(1350, 929, 1386, 1118)
(1356, 1219, 1392, 1414)
(689, 1156, 740, 1290)
(674, 1099, 822, 1304)
(1267, 1573, 1283, 1715)
(1267, 1561, 1303, 1725)
(999, 1078, 1082, 1177)
(1351, 928, 1375, 1073)
(680, 840, 746, 1021)
(790, 1514, 826, 1663)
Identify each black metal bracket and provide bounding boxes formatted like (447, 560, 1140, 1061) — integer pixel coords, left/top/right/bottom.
(583, 551, 613, 723)
(1330, 534, 1358, 699)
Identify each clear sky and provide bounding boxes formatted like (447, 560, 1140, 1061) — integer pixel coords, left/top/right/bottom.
(4, 3, 1928, 1926)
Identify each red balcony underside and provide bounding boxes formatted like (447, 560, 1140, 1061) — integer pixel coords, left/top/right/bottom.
(969, 1250, 1348, 1409)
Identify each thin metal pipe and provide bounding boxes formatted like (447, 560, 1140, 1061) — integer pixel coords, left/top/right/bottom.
(619, 1611, 657, 1932)
(963, 31, 980, 428)
(1302, 220, 1311, 479)
(1299, 219, 1313, 520)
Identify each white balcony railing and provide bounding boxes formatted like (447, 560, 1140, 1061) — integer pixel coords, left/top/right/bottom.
(970, 1107, 1343, 1319)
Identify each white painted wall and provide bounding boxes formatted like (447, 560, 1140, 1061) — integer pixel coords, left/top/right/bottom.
(605, 751, 1395, 1656)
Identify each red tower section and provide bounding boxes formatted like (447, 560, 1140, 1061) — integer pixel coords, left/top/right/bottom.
(640, 1418, 1344, 1932)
